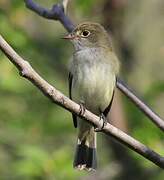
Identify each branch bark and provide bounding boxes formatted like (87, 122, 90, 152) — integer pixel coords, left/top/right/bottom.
(24, 0, 164, 131)
(117, 79, 164, 131)
(24, 0, 74, 32)
(0, 35, 164, 168)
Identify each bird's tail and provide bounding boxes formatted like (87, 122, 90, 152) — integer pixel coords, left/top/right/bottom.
(73, 127, 97, 171)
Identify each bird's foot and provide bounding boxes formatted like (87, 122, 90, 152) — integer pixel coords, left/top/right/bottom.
(95, 113, 107, 132)
(79, 103, 86, 116)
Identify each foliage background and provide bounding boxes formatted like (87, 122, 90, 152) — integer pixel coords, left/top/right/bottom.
(0, 0, 164, 179)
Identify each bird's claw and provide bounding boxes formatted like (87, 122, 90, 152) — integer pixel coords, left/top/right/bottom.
(95, 113, 107, 132)
(79, 103, 86, 116)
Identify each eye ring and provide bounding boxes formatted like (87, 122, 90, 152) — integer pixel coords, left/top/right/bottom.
(81, 30, 90, 37)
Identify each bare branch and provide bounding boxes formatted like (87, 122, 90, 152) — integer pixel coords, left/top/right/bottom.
(117, 79, 164, 131)
(24, 0, 164, 131)
(24, 0, 74, 32)
(0, 35, 164, 168)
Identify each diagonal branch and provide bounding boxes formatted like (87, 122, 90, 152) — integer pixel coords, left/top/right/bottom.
(117, 79, 164, 131)
(0, 34, 164, 168)
(24, 0, 164, 131)
(24, 0, 74, 32)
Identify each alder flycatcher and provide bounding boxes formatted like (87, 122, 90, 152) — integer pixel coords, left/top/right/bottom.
(64, 22, 120, 171)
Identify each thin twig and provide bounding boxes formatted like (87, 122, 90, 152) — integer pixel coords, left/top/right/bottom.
(24, 0, 74, 32)
(0, 35, 164, 168)
(117, 79, 164, 131)
(24, 0, 164, 131)
(62, 0, 69, 14)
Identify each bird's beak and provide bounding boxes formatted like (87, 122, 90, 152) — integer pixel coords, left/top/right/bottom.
(62, 33, 75, 40)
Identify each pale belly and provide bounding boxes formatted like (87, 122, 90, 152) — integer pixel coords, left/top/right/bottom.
(72, 64, 116, 115)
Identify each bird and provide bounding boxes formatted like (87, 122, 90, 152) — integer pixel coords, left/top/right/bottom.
(63, 22, 120, 171)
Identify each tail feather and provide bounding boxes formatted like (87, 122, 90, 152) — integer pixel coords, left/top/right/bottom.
(73, 132, 97, 171)
(87, 147, 97, 169)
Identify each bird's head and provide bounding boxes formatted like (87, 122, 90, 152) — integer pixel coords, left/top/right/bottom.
(63, 22, 112, 51)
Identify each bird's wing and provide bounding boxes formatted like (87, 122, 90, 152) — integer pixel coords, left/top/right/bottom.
(103, 89, 115, 117)
(68, 72, 77, 128)
(102, 74, 118, 117)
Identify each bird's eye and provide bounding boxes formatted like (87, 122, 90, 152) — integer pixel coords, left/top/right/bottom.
(81, 30, 90, 37)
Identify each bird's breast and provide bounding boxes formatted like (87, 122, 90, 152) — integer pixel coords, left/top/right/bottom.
(70, 48, 116, 113)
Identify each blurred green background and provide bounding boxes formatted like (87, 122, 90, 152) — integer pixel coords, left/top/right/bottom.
(0, 0, 164, 179)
